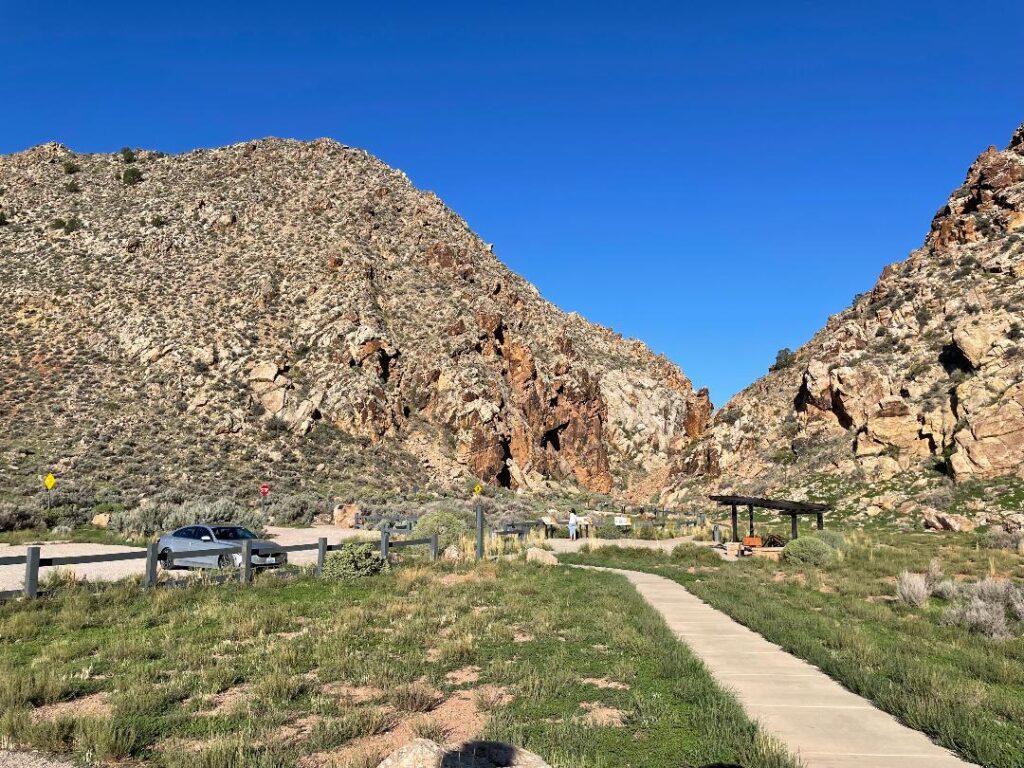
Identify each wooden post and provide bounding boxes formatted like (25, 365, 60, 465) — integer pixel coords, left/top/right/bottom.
(475, 504, 484, 560)
(241, 540, 253, 584)
(145, 543, 159, 588)
(380, 530, 390, 560)
(25, 546, 40, 599)
(790, 514, 799, 540)
(730, 504, 739, 543)
(316, 537, 328, 576)
(816, 512, 824, 531)
(430, 533, 438, 561)
(748, 504, 755, 537)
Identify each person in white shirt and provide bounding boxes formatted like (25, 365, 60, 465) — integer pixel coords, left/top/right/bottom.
(568, 509, 578, 541)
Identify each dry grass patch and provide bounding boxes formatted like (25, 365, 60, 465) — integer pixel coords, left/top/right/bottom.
(30, 692, 111, 722)
(577, 701, 626, 727)
(581, 676, 630, 690)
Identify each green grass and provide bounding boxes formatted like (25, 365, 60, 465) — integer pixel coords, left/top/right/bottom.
(0, 524, 146, 547)
(563, 533, 1024, 768)
(0, 560, 797, 768)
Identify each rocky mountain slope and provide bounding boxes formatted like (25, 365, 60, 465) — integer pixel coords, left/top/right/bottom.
(0, 139, 710, 509)
(667, 123, 1024, 524)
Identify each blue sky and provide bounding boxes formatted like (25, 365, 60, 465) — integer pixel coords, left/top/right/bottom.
(3, 1, 1022, 404)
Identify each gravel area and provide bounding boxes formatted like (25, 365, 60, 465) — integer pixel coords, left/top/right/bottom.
(0, 750, 74, 767)
(0, 525, 376, 593)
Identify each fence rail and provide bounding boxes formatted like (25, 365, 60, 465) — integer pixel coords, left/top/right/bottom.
(1, 532, 436, 602)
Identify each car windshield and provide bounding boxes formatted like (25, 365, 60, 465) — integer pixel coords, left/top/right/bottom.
(211, 526, 258, 540)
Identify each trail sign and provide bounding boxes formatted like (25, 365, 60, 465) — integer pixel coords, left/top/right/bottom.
(259, 484, 271, 497)
(44, 473, 56, 491)
(473, 483, 483, 496)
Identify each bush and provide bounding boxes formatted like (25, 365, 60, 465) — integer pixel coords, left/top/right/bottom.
(896, 571, 929, 607)
(812, 529, 846, 551)
(413, 509, 469, 551)
(972, 578, 1010, 604)
(942, 597, 1010, 639)
(119, 147, 137, 163)
(121, 167, 143, 186)
(671, 543, 724, 567)
(62, 160, 80, 174)
(321, 541, 390, 580)
(109, 498, 266, 536)
(782, 536, 835, 567)
(271, 493, 324, 526)
(0, 502, 46, 532)
(932, 579, 960, 601)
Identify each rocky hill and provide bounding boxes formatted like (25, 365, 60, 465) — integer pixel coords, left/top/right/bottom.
(0, 139, 711, 511)
(666, 123, 1024, 527)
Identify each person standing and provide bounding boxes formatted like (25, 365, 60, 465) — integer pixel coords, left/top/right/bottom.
(568, 508, 578, 541)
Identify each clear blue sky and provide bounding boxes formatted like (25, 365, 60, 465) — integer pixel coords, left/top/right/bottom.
(3, 1, 1022, 405)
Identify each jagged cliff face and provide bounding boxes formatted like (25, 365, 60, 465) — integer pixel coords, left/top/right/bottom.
(0, 139, 710, 503)
(666, 123, 1024, 508)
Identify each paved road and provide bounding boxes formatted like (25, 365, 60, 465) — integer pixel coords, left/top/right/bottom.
(0, 526, 375, 593)
(573, 565, 976, 768)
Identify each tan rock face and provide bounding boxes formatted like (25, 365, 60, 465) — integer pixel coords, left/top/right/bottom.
(0, 139, 710, 502)
(664, 122, 1024, 506)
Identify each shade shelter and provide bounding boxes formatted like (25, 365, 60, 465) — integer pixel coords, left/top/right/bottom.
(708, 495, 830, 542)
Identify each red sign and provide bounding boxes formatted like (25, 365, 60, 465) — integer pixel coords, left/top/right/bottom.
(259, 484, 271, 497)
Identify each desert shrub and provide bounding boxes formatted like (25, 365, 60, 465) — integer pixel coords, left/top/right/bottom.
(1009, 586, 1024, 622)
(634, 525, 658, 540)
(782, 536, 835, 567)
(271, 493, 324, 526)
(595, 519, 621, 539)
(942, 597, 1010, 639)
(812, 529, 846, 551)
(0, 502, 45, 532)
(985, 527, 1024, 551)
(0, 211, 7, 226)
(121, 167, 143, 186)
(62, 159, 80, 174)
(321, 541, 389, 580)
(932, 579, 960, 601)
(109, 498, 265, 536)
(64, 180, 81, 193)
(896, 571, 929, 607)
(972, 577, 1010, 603)
(119, 147, 136, 163)
(412, 509, 468, 551)
(925, 558, 944, 589)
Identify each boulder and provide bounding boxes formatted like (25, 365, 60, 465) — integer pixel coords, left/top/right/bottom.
(333, 503, 360, 528)
(920, 506, 976, 532)
(377, 739, 446, 768)
(441, 544, 464, 562)
(90, 513, 110, 528)
(525, 547, 558, 566)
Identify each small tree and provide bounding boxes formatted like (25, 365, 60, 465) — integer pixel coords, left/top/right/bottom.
(119, 147, 137, 163)
(122, 167, 144, 186)
(770, 348, 796, 371)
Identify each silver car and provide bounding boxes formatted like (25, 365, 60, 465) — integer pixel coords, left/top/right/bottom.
(157, 524, 287, 570)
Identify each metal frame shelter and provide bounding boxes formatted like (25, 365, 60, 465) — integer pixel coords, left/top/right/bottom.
(708, 495, 830, 542)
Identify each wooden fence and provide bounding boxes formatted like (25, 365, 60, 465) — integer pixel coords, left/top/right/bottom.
(0, 533, 439, 603)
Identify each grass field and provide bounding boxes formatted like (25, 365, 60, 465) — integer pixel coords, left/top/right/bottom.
(562, 534, 1024, 768)
(0, 559, 797, 768)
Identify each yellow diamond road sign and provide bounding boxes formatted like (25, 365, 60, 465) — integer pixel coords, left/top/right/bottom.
(44, 473, 56, 490)
(473, 483, 483, 495)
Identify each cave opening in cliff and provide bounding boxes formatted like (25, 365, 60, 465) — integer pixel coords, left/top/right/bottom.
(939, 343, 975, 375)
(541, 422, 567, 452)
(495, 438, 513, 488)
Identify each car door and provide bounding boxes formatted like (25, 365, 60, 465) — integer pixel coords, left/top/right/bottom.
(168, 526, 197, 567)
(193, 526, 221, 568)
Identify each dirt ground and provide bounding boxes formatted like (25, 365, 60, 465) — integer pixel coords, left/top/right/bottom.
(0, 525, 375, 593)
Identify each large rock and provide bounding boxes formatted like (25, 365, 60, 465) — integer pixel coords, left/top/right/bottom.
(377, 739, 446, 768)
(920, 506, 976, 532)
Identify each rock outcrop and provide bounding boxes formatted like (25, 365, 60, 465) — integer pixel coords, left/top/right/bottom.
(0, 139, 710, 504)
(666, 123, 1024, 511)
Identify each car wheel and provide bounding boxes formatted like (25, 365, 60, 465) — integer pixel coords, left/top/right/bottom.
(217, 554, 233, 569)
(159, 548, 175, 570)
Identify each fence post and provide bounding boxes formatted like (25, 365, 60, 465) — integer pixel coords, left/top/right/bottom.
(241, 540, 253, 584)
(24, 546, 40, 599)
(475, 504, 484, 561)
(317, 537, 327, 576)
(145, 543, 159, 588)
(380, 530, 390, 560)
(430, 533, 438, 561)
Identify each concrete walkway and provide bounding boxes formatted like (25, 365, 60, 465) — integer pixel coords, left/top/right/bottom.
(575, 566, 975, 768)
